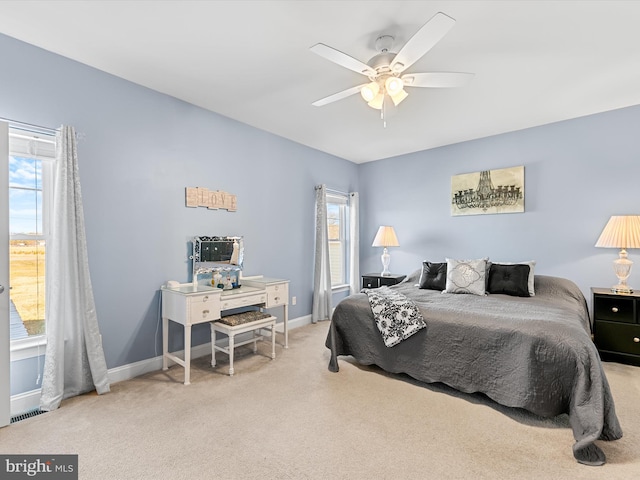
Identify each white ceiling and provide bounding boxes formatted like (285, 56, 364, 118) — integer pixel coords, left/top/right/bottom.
(1, 1, 639, 163)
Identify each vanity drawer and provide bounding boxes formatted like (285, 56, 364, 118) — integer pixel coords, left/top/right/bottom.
(594, 296, 635, 323)
(594, 321, 640, 356)
(221, 294, 267, 311)
(266, 283, 288, 307)
(189, 293, 220, 323)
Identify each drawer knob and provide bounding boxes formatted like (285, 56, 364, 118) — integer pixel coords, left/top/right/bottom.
(611, 307, 619, 313)
(634, 337, 640, 343)
(202, 310, 210, 317)
(274, 296, 279, 302)
(203, 295, 209, 302)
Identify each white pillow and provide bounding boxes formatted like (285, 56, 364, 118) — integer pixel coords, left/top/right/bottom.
(490, 261, 536, 296)
(444, 258, 488, 296)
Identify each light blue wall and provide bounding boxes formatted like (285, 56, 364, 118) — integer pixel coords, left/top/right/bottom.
(3, 31, 640, 394)
(358, 104, 640, 303)
(0, 33, 358, 380)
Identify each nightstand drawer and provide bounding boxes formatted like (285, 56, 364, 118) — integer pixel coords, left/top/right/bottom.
(595, 321, 640, 356)
(380, 275, 406, 286)
(362, 273, 406, 289)
(594, 296, 636, 323)
(362, 276, 380, 289)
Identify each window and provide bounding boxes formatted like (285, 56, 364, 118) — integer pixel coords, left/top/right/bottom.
(326, 193, 348, 287)
(8, 129, 55, 343)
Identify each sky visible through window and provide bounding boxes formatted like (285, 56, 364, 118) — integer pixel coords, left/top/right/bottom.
(9, 155, 42, 235)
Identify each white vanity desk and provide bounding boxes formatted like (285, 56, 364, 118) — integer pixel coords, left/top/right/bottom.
(161, 276, 289, 385)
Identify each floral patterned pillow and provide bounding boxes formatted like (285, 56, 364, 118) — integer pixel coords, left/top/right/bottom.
(444, 258, 488, 295)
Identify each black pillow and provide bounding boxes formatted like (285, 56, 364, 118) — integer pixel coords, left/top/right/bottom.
(487, 264, 531, 297)
(419, 262, 447, 290)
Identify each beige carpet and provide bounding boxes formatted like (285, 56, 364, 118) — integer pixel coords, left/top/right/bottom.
(2, 322, 639, 480)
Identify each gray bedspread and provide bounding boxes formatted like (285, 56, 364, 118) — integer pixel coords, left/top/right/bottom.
(326, 273, 622, 465)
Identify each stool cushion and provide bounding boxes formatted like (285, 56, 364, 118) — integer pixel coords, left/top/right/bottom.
(218, 311, 272, 326)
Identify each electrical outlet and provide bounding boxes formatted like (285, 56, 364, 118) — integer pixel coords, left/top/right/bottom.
(291, 296, 297, 305)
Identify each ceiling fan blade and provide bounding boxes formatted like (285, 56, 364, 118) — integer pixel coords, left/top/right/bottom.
(389, 12, 456, 74)
(310, 43, 376, 77)
(312, 84, 367, 107)
(402, 72, 474, 88)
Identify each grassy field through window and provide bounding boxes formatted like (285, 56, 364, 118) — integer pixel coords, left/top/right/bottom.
(10, 240, 45, 336)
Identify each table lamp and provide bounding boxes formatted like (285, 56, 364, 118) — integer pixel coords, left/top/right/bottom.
(595, 215, 640, 293)
(372, 226, 399, 276)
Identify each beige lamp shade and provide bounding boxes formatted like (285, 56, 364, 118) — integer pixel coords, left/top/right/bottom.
(595, 215, 640, 248)
(372, 226, 400, 247)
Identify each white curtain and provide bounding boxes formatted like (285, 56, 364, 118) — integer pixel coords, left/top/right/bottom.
(348, 192, 360, 295)
(40, 126, 110, 411)
(312, 184, 332, 323)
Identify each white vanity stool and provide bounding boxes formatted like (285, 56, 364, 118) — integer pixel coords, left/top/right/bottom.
(210, 311, 276, 376)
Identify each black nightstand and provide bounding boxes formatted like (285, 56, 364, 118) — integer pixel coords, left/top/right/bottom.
(592, 288, 640, 366)
(362, 273, 406, 289)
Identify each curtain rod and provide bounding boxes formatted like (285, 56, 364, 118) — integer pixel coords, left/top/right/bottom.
(326, 187, 349, 196)
(10, 132, 56, 144)
(315, 185, 348, 195)
(0, 117, 57, 136)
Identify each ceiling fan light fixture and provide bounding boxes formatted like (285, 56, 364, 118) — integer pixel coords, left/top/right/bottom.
(389, 88, 408, 106)
(385, 76, 404, 96)
(367, 92, 384, 110)
(360, 82, 380, 102)
(309, 11, 472, 120)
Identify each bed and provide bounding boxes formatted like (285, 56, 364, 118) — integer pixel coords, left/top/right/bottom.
(326, 269, 622, 465)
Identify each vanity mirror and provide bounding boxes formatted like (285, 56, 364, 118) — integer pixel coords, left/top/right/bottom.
(191, 236, 244, 288)
(192, 235, 244, 268)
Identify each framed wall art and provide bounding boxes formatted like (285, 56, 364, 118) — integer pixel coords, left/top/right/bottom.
(451, 165, 524, 216)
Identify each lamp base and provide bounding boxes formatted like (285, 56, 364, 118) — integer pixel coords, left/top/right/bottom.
(611, 250, 633, 294)
(380, 247, 391, 276)
(611, 284, 633, 294)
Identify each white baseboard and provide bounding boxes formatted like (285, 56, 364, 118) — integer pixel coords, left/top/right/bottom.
(10, 315, 312, 416)
(10, 389, 41, 417)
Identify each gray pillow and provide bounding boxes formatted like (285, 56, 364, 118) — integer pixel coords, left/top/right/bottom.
(444, 258, 487, 295)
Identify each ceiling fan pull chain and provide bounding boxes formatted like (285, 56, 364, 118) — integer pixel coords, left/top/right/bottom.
(381, 99, 387, 128)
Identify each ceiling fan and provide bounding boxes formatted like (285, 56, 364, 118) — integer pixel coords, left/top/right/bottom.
(310, 12, 473, 125)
